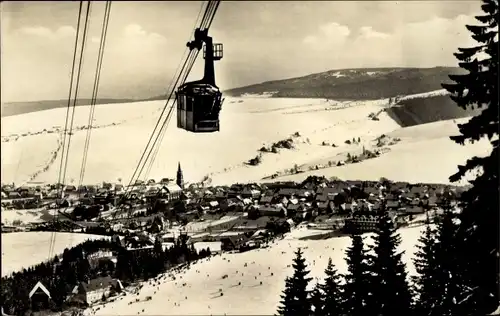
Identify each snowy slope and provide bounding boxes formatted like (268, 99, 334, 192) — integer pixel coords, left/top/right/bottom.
(1, 232, 110, 277)
(2, 95, 489, 188)
(275, 117, 491, 185)
(85, 226, 425, 316)
(1, 97, 399, 186)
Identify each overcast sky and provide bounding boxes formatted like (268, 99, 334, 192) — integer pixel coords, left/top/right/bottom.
(1, 1, 482, 102)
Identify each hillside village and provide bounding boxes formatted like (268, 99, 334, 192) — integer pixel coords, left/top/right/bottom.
(0, 166, 465, 314)
(2, 162, 464, 241)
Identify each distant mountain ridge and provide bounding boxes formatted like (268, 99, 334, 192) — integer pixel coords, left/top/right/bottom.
(2, 67, 473, 121)
(1, 98, 136, 117)
(224, 67, 465, 100)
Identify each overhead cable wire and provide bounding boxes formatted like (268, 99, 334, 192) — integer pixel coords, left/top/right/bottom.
(79, 1, 112, 187)
(49, 0, 85, 260)
(117, 1, 210, 202)
(143, 1, 220, 181)
(61, 1, 92, 191)
(114, 1, 221, 224)
(52, 0, 92, 258)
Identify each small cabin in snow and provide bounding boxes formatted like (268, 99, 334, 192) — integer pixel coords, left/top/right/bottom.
(28, 281, 51, 311)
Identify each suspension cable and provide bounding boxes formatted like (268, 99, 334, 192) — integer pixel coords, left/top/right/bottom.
(52, 0, 92, 258)
(112, 1, 220, 224)
(48, 0, 86, 260)
(117, 2, 212, 202)
(142, 2, 208, 180)
(143, 2, 210, 181)
(143, 48, 200, 180)
(79, 1, 112, 187)
(56, 1, 84, 196)
(139, 1, 220, 185)
(61, 1, 92, 191)
(143, 1, 220, 181)
(142, 49, 191, 179)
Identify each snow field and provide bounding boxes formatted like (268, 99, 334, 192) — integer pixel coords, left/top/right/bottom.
(87, 226, 425, 316)
(1, 97, 399, 186)
(1, 232, 110, 277)
(276, 117, 492, 185)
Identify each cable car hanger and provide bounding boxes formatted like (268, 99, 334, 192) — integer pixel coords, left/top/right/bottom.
(176, 21, 225, 133)
(114, 0, 222, 216)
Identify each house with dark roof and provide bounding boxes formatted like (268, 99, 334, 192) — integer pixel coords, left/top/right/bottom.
(386, 200, 400, 210)
(241, 187, 261, 199)
(296, 189, 314, 201)
(404, 205, 425, 214)
(70, 277, 123, 306)
(364, 186, 379, 196)
(258, 205, 286, 217)
(409, 185, 426, 198)
(286, 203, 304, 216)
(215, 189, 228, 200)
(277, 188, 299, 198)
(316, 201, 333, 213)
(315, 194, 329, 203)
(221, 234, 249, 252)
(316, 187, 340, 196)
(259, 195, 273, 206)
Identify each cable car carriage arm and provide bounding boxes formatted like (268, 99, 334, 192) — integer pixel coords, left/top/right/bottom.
(176, 27, 223, 133)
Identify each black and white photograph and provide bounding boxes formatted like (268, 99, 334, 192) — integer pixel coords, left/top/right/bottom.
(1, 1, 498, 315)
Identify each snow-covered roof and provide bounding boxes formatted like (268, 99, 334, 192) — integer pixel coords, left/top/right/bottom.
(218, 231, 245, 237)
(162, 184, 182, 193)
(29, 281, 51, 299)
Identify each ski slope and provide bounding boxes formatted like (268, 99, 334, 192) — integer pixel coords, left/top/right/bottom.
(85, 226, 425, 316)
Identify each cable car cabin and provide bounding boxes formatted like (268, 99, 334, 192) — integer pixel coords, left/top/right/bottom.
(176, 28, 224, 133)
(176, 83, 222, 132)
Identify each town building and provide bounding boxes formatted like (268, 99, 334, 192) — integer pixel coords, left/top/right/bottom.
(70, 276, 123, 306)
(176, 162, 184, 190)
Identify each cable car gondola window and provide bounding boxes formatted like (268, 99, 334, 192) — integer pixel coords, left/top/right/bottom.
(177, 94, 183, 110)
(186, 96, 193, 111)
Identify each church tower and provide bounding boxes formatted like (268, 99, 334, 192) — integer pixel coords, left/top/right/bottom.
(176, 162, 184, 189)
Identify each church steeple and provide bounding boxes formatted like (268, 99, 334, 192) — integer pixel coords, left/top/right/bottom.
(176, 162, 184, 189)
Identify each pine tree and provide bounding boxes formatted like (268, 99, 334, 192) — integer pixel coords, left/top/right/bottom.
(310, 282, 325, 316)
(277, 277, 296, 316)
(320, 258, 343, 316)
(441, 0, 499, 313)
(276, 248, 313, 316)
(369, 212, 412, 315)
(343, 234, 371, 316)
(412, 217, 441, 315)
(115, 249, 133, 281)
(153, 237, 165, 274)
(431, 210, 464, 316)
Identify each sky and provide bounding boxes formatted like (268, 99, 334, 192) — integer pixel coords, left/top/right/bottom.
(1, 1, 482, 103)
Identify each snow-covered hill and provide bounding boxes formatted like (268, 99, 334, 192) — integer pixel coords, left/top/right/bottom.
(224, 67, 463, 100)
(84, 226, 425, 316)
(274, 117, 491, 185)
(1, 94, 490, 187)
(1, 232, 110, 277)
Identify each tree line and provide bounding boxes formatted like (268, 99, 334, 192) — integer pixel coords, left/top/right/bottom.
(277, 209, 483, 316)
(1, 235, 212, 315)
